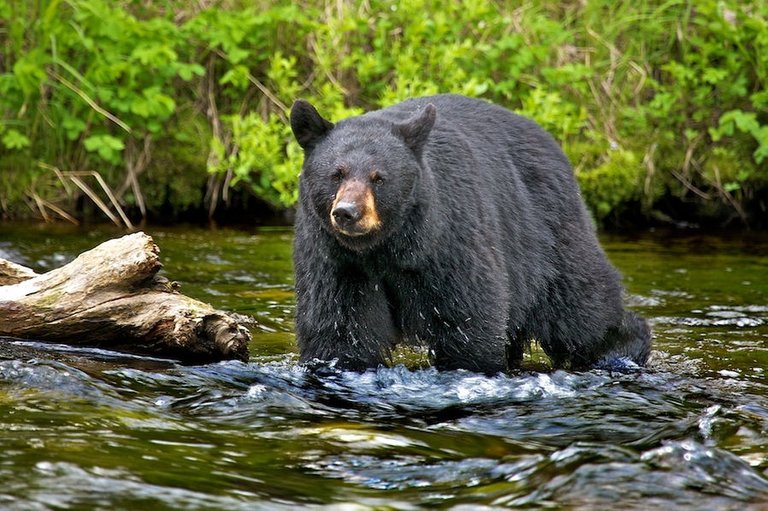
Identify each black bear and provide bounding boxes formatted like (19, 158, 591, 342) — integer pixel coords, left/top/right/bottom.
(290, 94, 651, 374)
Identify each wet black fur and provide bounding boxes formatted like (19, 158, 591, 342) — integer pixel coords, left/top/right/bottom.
(290, 94, 651, 374)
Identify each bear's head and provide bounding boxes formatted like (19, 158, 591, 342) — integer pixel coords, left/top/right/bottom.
(290, 100, 436, 252)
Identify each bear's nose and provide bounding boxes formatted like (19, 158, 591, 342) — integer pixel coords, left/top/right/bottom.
(332, 202, 361, 227)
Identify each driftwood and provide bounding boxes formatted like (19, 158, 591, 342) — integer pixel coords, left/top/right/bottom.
(0, 232, 250, 363)
(0, 259, 38, 286)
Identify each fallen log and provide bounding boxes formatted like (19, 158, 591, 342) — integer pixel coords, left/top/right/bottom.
(0, 232, 250, 363)
(0, 258, 39, 286)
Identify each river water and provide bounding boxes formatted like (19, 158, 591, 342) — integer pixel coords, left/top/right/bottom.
(0, 225, 766, 510)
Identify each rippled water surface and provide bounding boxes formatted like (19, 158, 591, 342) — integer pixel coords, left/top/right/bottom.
(1, 225, 767, 510)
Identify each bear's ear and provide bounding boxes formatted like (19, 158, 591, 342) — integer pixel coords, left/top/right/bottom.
(393, 103, 436, 155)
(290, 100, 335, 151)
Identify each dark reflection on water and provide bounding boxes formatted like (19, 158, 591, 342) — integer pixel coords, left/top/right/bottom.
(1, 225, 768, 510)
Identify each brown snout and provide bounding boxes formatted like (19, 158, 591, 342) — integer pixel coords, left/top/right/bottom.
(330, 180, 381, 236)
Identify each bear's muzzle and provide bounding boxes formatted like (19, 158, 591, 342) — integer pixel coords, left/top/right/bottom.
(330, 180, 381, 237)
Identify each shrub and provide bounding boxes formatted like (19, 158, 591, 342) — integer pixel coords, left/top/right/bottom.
(1, 0, 766, 226)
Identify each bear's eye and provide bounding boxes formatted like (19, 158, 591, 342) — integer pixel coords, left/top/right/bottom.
(370, 173, 385, 186)
(331, 167, 346, 183)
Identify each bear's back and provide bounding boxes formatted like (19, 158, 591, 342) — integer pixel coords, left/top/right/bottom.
(374, 94, 584, 228)
(370, 94, 576, 191)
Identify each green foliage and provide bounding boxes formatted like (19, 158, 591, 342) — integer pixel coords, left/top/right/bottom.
(141, 114, 211, 213)
(1, 0, 767, 225)
(215, 112, 300, 208)
(1, 128, 31, 150)
(516, 89, 587, 143)
(83, 135, 125, 165)
(577, 149, 644, 221)
(711, 110, 768, 164)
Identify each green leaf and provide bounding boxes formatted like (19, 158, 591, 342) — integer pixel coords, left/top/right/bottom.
(147, 120, 162, 133)
(12, 55, 47, 96)
(1, 129, 30, 150)
(83, 134, 125, 164)
(226, 47, 249, 64)
(130, 99, 151, 118)
(753, 127, 768, 164)
(177, 63, 205, 81)
(220, 65, 250, 90)
(702, 67, 727, 84)
(61, 116, 87, 141)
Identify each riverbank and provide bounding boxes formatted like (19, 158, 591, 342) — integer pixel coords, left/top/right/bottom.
(2, 1, 767, 228)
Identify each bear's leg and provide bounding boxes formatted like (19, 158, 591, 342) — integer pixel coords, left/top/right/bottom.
(432, 329, 508, 375)
(295, 270, 397, 371)
(423, 262, 510, 375)
(427, 298, 509, 374)
(505, 326, 529, 369)
(527, 275, 651, 369)
(517, 273, 603, 369)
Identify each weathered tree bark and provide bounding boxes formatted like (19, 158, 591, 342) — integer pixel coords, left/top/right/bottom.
(0, 232, 250, 363)
(0, 259, 38, 286)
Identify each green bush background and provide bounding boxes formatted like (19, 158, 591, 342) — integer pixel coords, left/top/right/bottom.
(1, 0, 766, 226)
